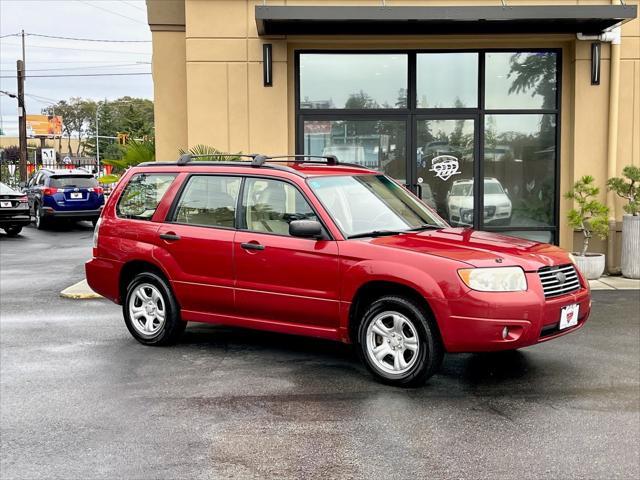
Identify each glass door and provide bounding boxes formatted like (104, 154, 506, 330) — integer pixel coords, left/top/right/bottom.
(414, 116, 478, 227)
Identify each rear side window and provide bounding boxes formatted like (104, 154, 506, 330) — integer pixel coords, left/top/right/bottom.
(116, 173, 176, 220)
(172, 175, 241, 228)
(49, 175, 97, 188)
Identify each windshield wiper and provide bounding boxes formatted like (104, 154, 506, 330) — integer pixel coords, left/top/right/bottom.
(406, 224, 443, 232)
(348, 230, 404, 239)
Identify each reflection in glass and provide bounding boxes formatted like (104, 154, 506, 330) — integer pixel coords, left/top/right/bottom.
(484, 114, 556, 228)
(416, 53, 478, 108)
(303, 120, 406, 181)
(416, 119, 475, 224)
(502, 231, 554, 243)
(299, 54, 408, 109)
(485, 52, 557, 109)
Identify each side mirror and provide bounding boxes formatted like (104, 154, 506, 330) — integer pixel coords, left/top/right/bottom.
(18, 182, 26, 189)
(289, 220, 323, 239)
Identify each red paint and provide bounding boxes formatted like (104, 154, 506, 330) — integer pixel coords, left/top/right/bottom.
(86, 162, 591, 352)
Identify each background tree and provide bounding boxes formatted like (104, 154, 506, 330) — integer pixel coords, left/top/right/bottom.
(42, 98, 95, 156)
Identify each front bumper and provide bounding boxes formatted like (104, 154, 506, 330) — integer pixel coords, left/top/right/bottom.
(441, 274, 591, 352)
(42, 207, 102, 219)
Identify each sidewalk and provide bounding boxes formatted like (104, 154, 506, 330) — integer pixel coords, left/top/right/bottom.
(60, 279, 102, 299)
(588, 275, 640, 291)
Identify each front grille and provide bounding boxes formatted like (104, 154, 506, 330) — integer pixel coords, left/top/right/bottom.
(538, 264, 581, 298)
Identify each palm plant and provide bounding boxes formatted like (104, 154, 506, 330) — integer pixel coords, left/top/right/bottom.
(178, 144, 243, 162)
(100, 139, 155, 184)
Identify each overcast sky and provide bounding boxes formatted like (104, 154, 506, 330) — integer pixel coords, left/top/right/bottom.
(0, 0, 152, 136)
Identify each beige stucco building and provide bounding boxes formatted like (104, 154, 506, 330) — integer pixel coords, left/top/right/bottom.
(145, 0, 639, 266)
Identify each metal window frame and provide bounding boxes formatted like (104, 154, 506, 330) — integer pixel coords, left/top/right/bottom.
(295, 48, 562, 244)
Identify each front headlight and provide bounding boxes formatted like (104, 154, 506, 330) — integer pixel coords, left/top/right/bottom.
(458, 266, 527, 292)
(568, 252, 577, 265)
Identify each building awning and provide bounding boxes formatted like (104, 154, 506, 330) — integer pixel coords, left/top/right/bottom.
(255, 5, 637, 36)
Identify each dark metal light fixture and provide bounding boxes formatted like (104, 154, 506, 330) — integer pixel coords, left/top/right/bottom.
(591, 42, 601, 85)
(263, 43, 272, 87)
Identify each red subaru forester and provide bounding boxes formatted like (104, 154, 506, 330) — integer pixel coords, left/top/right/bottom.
(86, 154, 591, 386)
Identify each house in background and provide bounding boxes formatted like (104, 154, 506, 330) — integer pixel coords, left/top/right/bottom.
(145, 0, 639, 270)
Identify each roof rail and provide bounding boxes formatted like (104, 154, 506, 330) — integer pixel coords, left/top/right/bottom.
(177, 153, 258, 166)
(263, 154, 338, 165)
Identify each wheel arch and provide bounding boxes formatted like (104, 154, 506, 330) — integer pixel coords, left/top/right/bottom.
(118, 259, 175, 305)
(348, 280, 441, 345)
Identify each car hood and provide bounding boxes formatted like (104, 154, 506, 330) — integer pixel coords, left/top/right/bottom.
(367, 228, 571, 271)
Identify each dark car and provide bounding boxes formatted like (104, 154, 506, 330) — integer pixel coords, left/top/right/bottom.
(86, 154, 590, 387)
(24, 168, 105, 229)
(0, 182, 30, 236)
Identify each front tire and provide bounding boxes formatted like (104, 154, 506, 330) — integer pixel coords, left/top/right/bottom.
(123, 272, 186, 346)
(4, 226, 22, 237)
(357, 295, 444, 387)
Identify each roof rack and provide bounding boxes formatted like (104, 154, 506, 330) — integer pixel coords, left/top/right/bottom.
(263, 154, 338, 166)
(177, 153, 258, 166)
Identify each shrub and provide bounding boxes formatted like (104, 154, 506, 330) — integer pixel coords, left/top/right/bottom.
(565, 175, 609, 256)
(607, 165, 640, 216)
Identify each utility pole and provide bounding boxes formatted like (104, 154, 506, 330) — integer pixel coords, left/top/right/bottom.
(17, 60, 27, 182)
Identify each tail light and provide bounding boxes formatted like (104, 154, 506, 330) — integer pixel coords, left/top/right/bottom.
(94, 187, 104, 195)
(18, 196, 28, 203)
(43, 187, 58, 196)
(93, 217, 102, 249)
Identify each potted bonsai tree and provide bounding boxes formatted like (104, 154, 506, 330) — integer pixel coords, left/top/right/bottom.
(608, 165, 640, 279)
(565, 175, 609, 279)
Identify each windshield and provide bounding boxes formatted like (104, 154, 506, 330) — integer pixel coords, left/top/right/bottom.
(307, 174, 447, 238)
(484, 181, 505, 194)
(49, 175, 98, 188)
(450, 183, 472, 196)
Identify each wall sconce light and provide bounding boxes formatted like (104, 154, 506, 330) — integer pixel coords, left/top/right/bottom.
(263, 43, 272, 87)
(591, 42, 601, 85)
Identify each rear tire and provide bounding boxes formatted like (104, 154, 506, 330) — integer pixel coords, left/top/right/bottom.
(357, 295, 444, 387)
(4, 226, 22, 237)
(123, 272, 186, 346)
(34, 203, 47, 230)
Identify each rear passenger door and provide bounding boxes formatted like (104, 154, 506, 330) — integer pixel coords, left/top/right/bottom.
(155, 175, 241, 318)
(234, 177, 341, 330)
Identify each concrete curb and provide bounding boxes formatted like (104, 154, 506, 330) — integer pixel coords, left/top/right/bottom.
(60, 279, 102, 300)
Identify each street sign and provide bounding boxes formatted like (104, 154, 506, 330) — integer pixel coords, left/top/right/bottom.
(41, 148, 56, 163)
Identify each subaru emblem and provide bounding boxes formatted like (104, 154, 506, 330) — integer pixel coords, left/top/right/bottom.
(555, 271, 566, 284)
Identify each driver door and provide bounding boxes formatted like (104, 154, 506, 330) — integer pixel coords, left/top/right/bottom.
(234, 177, 341, 330)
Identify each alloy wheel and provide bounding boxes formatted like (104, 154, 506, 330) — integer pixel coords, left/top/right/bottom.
(128, 283, 166, 337)
(365, 311, 420, 375)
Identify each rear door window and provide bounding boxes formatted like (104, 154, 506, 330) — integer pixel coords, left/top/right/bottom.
(117, 173, 177, 220)
(172, 175, 241, 228)
(49, 175, 98, 188)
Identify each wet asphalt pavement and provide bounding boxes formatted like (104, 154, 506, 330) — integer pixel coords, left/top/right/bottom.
(1, 225, 639, 480)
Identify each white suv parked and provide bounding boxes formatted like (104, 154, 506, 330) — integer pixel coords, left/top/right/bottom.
(447, 178, 512, 226)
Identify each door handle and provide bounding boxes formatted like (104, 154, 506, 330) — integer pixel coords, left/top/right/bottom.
(241, 242, 265, 251)
(159, 232, 181, 241)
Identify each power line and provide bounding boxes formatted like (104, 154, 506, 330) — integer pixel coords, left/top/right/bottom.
(26, 33, 150, 43)
(79, 0, 146, 25)
(1, 41, 151, 55)
(0, 62, 150, 73)
(117, 0, 146, 12)
(0, 72, 152, 79)
(0, 33, 20, 39)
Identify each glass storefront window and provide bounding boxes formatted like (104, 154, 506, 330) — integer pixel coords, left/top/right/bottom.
(485, 52, 557, 110)
(416, 53, 478, 108)
(416, 119, 475, 224)
(303, 120, 407, 182)
(483, 114, 556, 228)
(299, 54, 408, 109)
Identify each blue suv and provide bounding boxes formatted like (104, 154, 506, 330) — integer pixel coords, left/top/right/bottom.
(24, 169, 105, 229)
